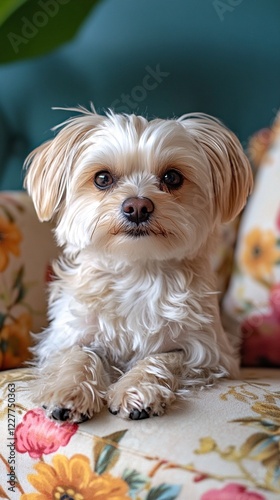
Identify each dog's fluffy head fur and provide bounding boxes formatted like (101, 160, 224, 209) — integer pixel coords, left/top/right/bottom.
(24, 108, 253, 261)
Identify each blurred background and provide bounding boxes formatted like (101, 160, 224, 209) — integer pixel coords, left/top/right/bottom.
(0, 0, 279, 190)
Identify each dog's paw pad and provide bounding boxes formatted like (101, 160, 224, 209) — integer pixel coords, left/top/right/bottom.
(108, 407, 119, 416)
(52, 407, 71, 421)
(109, 405, 162, 420)
(129, 408, 150, 420)
(78, 414, 90, 423)
(42, 405, 90, 424)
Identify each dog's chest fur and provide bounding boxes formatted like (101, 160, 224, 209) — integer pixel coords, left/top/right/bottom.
(52, 254, 213, 366)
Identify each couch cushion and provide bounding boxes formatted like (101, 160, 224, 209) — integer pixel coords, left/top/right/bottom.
(0, 367, 279, 499)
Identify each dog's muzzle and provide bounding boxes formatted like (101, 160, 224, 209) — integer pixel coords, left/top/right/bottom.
(122, 197, 154, 225)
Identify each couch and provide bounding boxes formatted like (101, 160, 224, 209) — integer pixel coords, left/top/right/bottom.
(0, 1, 279, 498)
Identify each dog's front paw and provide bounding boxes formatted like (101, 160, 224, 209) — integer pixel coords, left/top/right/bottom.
(32, 373, 105, 424)
(37, 379, 106, 423)
(33, 380, 105, 423)
(106, 376, 176, 420)
(39, 386, 105, 423)
(32, 347, 110, 423)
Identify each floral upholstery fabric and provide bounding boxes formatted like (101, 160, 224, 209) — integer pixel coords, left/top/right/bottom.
(0, 367, 279, 499)
(223, 114, 280, 367)
(0, 193, 57, 370)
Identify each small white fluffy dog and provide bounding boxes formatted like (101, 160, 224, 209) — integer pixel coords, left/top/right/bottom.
(24, 107, 253, 423)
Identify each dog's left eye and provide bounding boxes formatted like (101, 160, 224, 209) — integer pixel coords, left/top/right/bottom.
(94, 171, 114, 189)
(161, 169, 183, 190)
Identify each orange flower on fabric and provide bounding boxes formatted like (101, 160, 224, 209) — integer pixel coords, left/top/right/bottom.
(241, 228, 280, 280)
(22, 454, 131, 500)
(0, 216, 22, 272)
(0, 313, 32, 369)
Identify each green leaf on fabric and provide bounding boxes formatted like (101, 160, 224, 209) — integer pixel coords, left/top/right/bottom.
(0, 313, 7, 330)
(0, 0, 101, 64)
(122, 468, 149, 497)
(146, 484, 182, 500)
(15, 284, 26, 304)
(12, 265, 24, 290)
(94, 429, 127, 475)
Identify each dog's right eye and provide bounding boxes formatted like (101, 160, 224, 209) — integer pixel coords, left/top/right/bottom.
(94, 171, 114, 190)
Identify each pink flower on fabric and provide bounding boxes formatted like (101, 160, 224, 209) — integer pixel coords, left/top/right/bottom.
(241, 283, 280, 367)
(270, 284, 280, 320)
(276, 206, 280, 232)
(201, 483, 266, 500)
(15, 408, 78, 458)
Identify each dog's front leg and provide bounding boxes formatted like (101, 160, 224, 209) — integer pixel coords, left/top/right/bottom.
(106, 351, 185, 420)
(32, 345, 110, 423)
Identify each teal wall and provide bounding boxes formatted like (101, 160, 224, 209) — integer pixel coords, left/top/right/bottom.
(0, 0, 279, 189)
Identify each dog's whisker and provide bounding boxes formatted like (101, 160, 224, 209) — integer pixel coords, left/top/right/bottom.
(109, 220, 127, 236)
(90, 214, 102, 240)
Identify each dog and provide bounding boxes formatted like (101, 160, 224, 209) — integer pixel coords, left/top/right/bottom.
(24, 107, 253, 423)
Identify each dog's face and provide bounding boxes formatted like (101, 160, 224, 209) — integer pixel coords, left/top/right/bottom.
(25, 109, 253, 261)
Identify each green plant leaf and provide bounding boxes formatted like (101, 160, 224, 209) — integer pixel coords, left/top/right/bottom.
(146, 484, 182, 500)
(0, 0, 27, 25)
(122, 469, 149, 497)
(94, 429, 127, 475)
(0, 0, 101, 64)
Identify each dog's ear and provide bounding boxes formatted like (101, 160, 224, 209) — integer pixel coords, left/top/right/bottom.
(24, 109, 104, 221)
(179, 113, 253, 223)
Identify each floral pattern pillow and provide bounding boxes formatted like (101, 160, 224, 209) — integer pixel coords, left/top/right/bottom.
(1, 367, 279, 499)
(0, 193, 57, 370)
(223, 113, 280, 367)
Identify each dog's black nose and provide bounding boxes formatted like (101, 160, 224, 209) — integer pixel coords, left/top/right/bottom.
(122, 197, 154, 225)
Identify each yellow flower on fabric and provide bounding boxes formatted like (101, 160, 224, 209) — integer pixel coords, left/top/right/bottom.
(195, 436, 217, 454)
(22, 454, 131, 500)
(252, 402, 280, 427)
(240, 228, 280, 280)
(0, 216, 22, 271)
